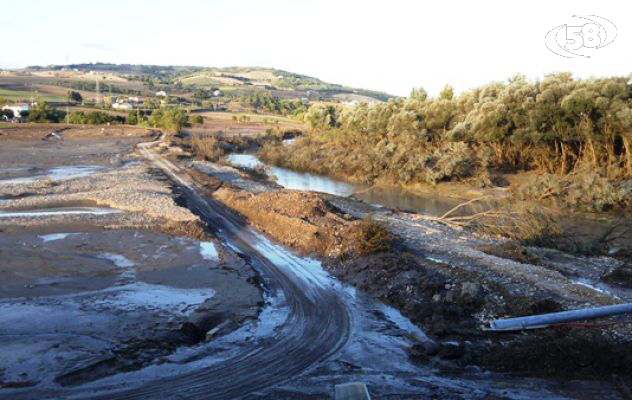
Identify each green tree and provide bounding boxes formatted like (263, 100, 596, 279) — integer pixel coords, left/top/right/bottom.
(28, 101, 66, 123)
(68, 90, 83, 103)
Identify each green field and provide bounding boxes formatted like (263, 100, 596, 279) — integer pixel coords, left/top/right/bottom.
(0, 88, 65, 102)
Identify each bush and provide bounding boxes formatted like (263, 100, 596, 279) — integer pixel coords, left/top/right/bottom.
(191, 115, 204, 124)
(27, 102, 66, 123)
(353, 215, 393, 255)
(515, 172, 629, 212)
(69, 111, 118, 125)
(191, 134, 225, 161)
(149, 108, 190, 134)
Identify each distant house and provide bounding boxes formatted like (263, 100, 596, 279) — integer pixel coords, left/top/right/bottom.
(112, 103, 134, 110)
(2, 104, 30, 118)
(212, 90, 222, 97)
(155, 91, 167, 97)
(252, 82, 272, 88)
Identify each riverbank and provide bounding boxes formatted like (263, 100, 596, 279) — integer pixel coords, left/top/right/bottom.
(258, 135, 632, 216)
(185, 153, 632, 395)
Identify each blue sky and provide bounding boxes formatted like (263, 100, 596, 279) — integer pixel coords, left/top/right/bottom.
(1, 0, 629, 96)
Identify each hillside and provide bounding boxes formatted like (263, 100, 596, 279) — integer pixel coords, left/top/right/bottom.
(21, 63, 393, 102)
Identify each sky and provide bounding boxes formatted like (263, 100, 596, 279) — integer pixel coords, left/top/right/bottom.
(0, 0, 630, 97)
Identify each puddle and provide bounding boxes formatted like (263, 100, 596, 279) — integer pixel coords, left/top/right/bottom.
(200, 242, 219, 261)
(0, 207, 119, 218)
(96, 253, 136, 283)
(378, 302, 431, 342)
(571, 278, 619, 299)
(39, 233, 80, 242)
(92, 282, 215, 315)
(96, 253, 135, 268)
(0, 165, 105, 185)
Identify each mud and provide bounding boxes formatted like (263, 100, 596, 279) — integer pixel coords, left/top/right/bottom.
(0, 127, 263, 394)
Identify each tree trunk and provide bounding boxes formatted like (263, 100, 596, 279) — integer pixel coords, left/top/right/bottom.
(559, 142, 568, 175)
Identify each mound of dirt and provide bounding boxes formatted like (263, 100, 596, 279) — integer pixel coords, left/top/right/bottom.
(326, 251, 484, 336)
(213, 187, 355, 255)
(478, 241, 543, 265)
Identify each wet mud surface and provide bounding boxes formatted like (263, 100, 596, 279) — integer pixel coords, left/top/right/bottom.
(0, 129, 263, 396)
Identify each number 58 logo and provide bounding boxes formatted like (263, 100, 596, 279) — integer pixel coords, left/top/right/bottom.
(545, 15, 617, 58)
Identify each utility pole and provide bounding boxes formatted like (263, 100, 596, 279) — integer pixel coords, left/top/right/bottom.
(96, 78, 100, 106)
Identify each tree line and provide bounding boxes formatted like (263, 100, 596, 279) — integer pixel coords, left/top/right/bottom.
(300, 73, 632, 180)
(241, 91, 307, 118)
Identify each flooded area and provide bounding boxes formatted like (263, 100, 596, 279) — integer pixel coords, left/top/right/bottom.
(0, 128, 263, 395)
(0, 229, 260, 391)
(0, 165, 106, 185)
(1, 127, 628, 399)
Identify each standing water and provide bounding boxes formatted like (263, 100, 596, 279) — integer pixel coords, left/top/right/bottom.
(227, 153, 488, 216)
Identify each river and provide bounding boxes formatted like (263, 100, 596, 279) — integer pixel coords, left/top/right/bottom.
(226, 151, 631, 254)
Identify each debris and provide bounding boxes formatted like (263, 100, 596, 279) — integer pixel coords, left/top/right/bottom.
(487, 302, 632, 331)
(205, 320, 231, 340)
(334, 382, 371, 400)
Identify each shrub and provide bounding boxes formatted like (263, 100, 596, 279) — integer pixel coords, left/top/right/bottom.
(191, 134, 225, 161)
(27, 101, 65, 123)
(69, 111, 118, 125)
(515, 172, 629, 212)
(149, 108, 190, 134)
(353, 214, 393, 255)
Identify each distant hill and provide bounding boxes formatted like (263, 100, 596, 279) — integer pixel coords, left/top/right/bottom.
(26, 63, 394, 102)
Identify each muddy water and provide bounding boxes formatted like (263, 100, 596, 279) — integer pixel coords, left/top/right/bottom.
(0, 165, 106, 185)
(227, 154, 362, 197)
(0, 229, 260, 391)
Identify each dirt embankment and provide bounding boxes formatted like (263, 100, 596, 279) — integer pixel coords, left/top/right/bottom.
(213, 187, 358, 255)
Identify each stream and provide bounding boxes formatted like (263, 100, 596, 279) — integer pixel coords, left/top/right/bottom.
(226, 153, 478, 216)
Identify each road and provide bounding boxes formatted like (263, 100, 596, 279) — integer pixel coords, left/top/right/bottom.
(68, 139, 352, 399)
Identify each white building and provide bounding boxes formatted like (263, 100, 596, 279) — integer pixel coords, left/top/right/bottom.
(112, 103, 134, 110)
(155, 91, 167, 97)
(2, 104, 30, 118)
(213, 90, 222, 97)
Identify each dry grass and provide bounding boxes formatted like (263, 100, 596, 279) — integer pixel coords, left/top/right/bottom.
(471, 203, 564, 247)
